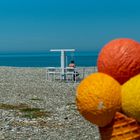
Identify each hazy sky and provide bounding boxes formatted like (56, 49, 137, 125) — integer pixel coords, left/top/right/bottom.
(0, 0, 140, 52)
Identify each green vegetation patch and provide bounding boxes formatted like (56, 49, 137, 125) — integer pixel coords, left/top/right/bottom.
(0, 103, 50, 119)
(30, 98, 43, 101)
(20, 107, 50, 119)
(22, 110, 48, 119)
(0, 103, 29, 110)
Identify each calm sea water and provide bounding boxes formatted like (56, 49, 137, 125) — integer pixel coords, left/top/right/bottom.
(0, 51, 98, 67)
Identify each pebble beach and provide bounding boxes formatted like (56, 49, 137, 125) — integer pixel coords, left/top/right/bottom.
(0, 67, 100, 140)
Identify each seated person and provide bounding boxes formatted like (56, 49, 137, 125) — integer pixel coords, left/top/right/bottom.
(68, 60, 79, 80)
(68, 60, 75, 68)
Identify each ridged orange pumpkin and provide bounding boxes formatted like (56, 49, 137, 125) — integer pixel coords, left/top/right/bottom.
(76, 72, 121, 127)
(99, 112, 140, 140)
(97, 38, 140, 84)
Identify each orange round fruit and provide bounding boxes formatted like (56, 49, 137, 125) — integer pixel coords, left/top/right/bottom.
(97, 38, 140, 84)
(76, 72, 121, 127)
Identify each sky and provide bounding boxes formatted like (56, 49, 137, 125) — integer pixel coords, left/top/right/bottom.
(0, 0, 140, 53)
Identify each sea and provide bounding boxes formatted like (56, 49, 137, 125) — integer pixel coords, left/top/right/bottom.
(0, 51, 99, 67)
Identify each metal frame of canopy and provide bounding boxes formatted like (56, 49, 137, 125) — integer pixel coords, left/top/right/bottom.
(50, 49, 75, 80)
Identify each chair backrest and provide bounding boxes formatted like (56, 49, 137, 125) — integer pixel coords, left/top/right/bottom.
(65, 67, 75, 73)
(47, 67, 56, 72)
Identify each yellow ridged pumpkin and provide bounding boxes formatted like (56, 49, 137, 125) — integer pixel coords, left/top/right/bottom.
(122, 74, 140, 122)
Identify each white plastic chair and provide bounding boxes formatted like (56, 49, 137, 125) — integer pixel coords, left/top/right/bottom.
(47, 67, 60, 80)
(65, 67, 76, 82)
